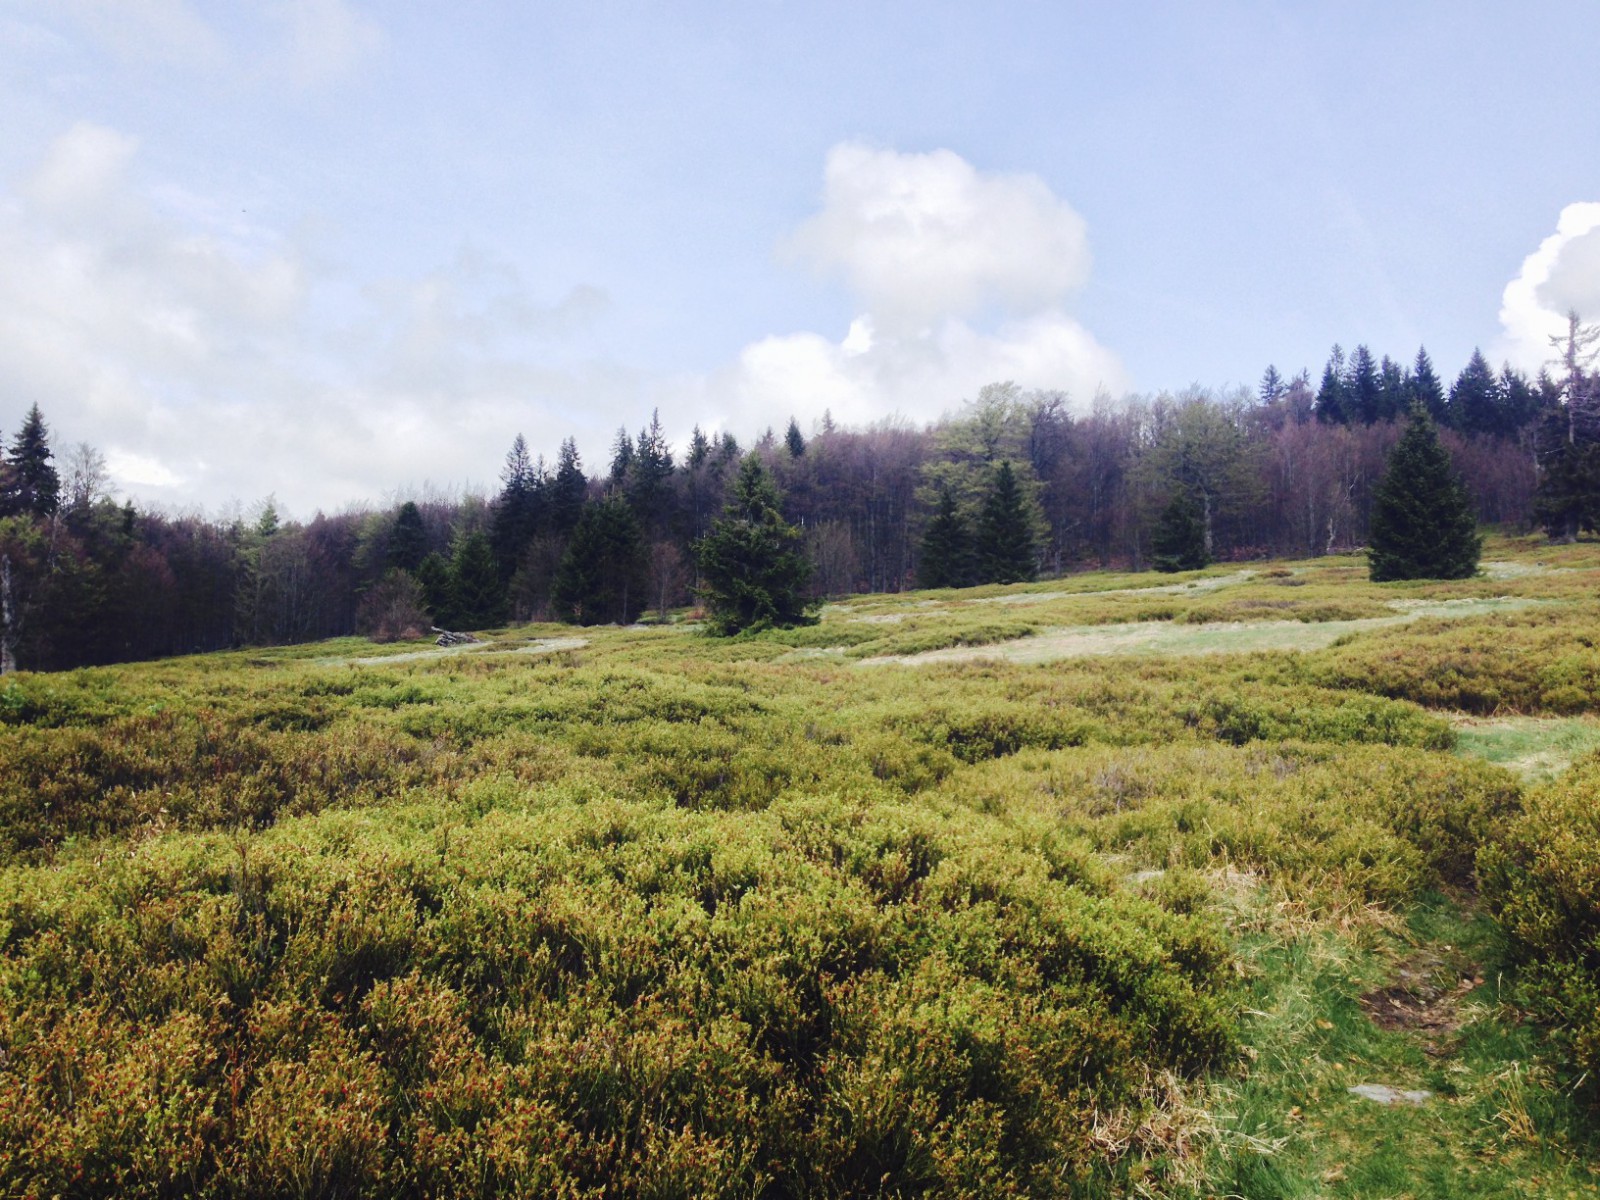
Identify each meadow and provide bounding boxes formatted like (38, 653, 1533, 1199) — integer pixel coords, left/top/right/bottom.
(1, 533, 1598, 1198)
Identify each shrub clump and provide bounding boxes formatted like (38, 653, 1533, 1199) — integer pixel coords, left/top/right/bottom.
(1481, 752, 1600, 1095)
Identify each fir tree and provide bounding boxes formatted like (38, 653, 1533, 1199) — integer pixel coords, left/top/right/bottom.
(1151, 491, 1209, 572)
(550, 438, 588, 537)
(1259, 364, 1286, 406)
(1368, 407, 1481, 581)
(1376, 355, 1408, 422)
(918, 488, 975, 588)
(608, 426, 634, 487)
(1409, 348, 1447, 422)
(1315, 345, 1349, 424)
(784, 417, 806, 458)
(977, 460, 1037, 584)
(695, 454, 814, 635)
(415, 552, 455, 628)
(552, 496, 646, 625)
(388, 501, 428, 573)
(450, 530, 506, 628)
(1345, 344, 1381, 424)
(491, 434, 544, 579)
(0, 404, 60, 518)
(1449, 349, 1505, 436)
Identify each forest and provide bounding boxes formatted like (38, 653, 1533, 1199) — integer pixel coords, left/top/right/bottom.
(1, 330, 1598, 672)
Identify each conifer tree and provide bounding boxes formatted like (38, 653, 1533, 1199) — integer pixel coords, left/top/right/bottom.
(1368, 407, 1481, 581)
(450, 529, 506, 627)
(1345, 344, 1381, 424)
(388, 501, 428, 573)
(918, 488, 975, 588)
(977, 460, 1037, 584)
(785, 417, 806, 458)
(1449, 349, 1505, 436)
(550, 438, 588, 537)
(552, 496, 646, 625)
(491, 434, 544, 579)
(1315, 345, 1349, 424)
(0, 404, 60, 518)
(1151, 491, 1209, 572)
(415, 552, 455, 628)
(1409, 348, 1447, 422)
(695, 454, 814, 634)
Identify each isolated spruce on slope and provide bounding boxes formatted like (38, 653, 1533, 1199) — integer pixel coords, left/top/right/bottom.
(1367, 404, 1481, 581)
(695, 454, 816, 634)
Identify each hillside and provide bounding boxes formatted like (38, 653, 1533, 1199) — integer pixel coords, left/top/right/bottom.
(1, 534, 1598, 1197)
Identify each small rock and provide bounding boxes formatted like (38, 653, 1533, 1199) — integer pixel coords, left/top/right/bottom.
(1348, 1083, 1432, 1106)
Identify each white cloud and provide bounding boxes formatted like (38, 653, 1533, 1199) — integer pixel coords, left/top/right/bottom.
(1497, 202, 1600, 371)
(0, 123, 614, 515)
(783, 143, 1091, 332)
(693, 310, 1127, 436)
(696, 143, 1122, 433)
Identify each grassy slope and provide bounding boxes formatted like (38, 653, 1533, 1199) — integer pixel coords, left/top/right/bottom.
(0, 534, 1597, 1196)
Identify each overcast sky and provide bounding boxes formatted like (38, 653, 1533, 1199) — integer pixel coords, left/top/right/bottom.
(3, 2, 1599, 516)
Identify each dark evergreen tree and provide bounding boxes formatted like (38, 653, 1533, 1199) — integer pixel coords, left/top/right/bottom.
(1533, 365, 1600, 541)
(0, 404, 60, 518)
(415, 552, 455, 628)
(695, 454, 814, 634)
(1259, 364, 1286, 406)
(1345, 344, 1381, 424)
(976, 460, 1037, 584)
(449, 530, 506, 628)
(1315, 344, 1349, 424)
(784, 417, 806, 458)
(388, 501, 428, 573)
(686, 425, 712, 469)
(628, 410, 675, 531)
(491, 434, 544, 580)
(551, 496, 646, 625)
(1376, 355, 1408, 422)
(608, 426, 634, 487)
(1409, 348, 1447, 423)
(1449, 349, 1505, 436)
(1368, 407, 1481, 581)
(1151, 490, 1210, 572)
(550, 437, 588, 537)
(1499, 365, 1540, 433)
(918, 488, 975, 588)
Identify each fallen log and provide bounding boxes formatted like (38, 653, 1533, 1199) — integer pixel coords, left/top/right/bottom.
(431, 627, 482, 647)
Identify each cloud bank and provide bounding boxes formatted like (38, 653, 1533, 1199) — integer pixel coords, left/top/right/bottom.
(0, 122, 611, 514)
(1497, 202, 1600, 371)
(696, 144, 1125, 435)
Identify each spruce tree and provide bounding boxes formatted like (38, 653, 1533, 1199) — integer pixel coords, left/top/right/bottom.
(549, 438, 588, 537)
(695, 454, 814, 634)
(784, 417, 806, 458)
(552, 496, 646, 625)
(388, 501, 428, 573)
(919, 488, 975, 588)
(1151, 491, 1209, 572)
(1368, 407, 1481, 581)
(450, 529, 507, 628)
(415, 552, 455, 628)
(1409, 348, 1447, 423)
(977, 460, 1036, 584)
(0, 404, 60, 518)
(1315, 345, 1349, 424)
(491, 434, 544, 580)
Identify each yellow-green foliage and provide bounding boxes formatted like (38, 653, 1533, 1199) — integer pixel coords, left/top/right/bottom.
(1480, 751, 1600, 1092)
(1301, 606, 1600, 714)
(0, 535, 1595, 1195)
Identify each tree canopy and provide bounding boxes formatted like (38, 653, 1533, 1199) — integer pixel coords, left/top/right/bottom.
(695, 454, 814, 635)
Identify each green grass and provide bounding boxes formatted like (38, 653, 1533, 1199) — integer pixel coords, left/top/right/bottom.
(1, 532, 1598, 1196)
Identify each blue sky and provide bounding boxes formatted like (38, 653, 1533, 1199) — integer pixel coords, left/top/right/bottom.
(2, 1, 1598, 513)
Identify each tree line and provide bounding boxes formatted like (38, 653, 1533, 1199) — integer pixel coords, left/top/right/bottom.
(3, 324, 1598, 671)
